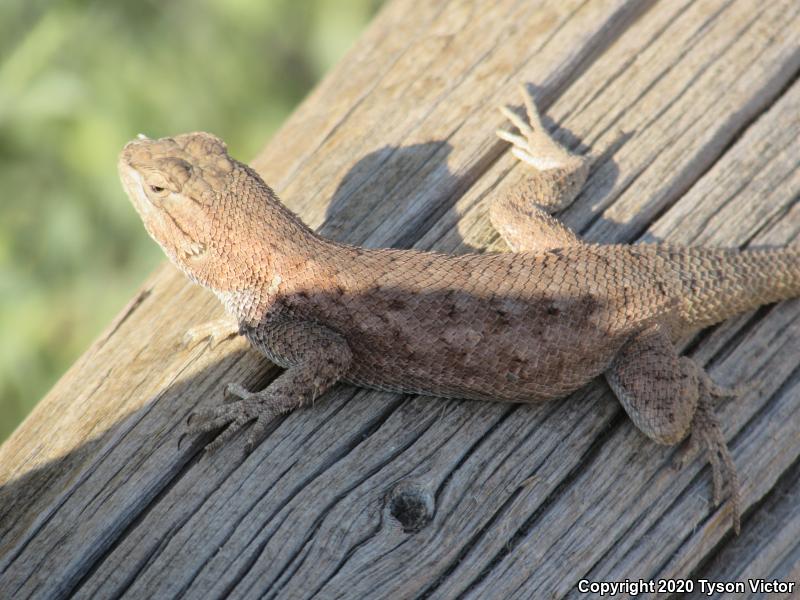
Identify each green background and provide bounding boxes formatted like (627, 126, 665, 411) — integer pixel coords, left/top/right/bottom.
(0, 0, 383, 442)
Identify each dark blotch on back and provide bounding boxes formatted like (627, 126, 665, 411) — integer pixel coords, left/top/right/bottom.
(387, 298, 406, 311)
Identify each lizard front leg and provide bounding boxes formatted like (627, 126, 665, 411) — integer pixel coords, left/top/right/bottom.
(492, 84, 590, 252)
(187, 321, 352, 452)
(606, 325, 742, 533)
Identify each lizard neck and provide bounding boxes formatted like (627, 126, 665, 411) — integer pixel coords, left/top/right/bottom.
(206, 177, 335, 325)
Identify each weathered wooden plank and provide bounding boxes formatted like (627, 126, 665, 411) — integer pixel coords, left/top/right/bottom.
(1, 0, 798, 597)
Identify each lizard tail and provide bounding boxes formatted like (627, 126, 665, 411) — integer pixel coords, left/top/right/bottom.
(657, 245, 800, 330)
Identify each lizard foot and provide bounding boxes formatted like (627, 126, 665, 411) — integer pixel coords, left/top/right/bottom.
(495, 84, 590, 213)
(186, 383, 279, 453)
(496, 84, 587, 173)
(682, 373, 743, 534)
(182, 318, 239, 349)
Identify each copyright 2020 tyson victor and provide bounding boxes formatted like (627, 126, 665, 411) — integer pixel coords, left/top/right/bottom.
(577, 578, 796, 596)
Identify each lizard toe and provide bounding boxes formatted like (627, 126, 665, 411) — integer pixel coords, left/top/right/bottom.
(202, 401, 279, 454)
(181, 330, 202, 349)
(224, 382, 252, 402)
(244, 413, 275, 453)
(694, 385, 742, 534)
(204, 419, 247, 453)
(497, 105, 533, 137)
(671, 429, 700, 471)
(187, 402, 237, 428)
(186, 412, 236, 436)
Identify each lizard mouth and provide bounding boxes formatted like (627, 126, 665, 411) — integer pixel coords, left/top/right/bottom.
(118, 160, 156, 215)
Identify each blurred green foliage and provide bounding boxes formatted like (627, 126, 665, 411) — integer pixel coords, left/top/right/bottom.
(0, 0, 384, 441)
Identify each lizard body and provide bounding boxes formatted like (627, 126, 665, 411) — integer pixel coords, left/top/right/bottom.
(119, 87, 800, 533)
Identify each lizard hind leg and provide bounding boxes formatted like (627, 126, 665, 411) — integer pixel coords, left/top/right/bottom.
(606, 326, 742, 533)
(492, 84, 590, 253)
(606, 326, 699, 446)
(495, 84, 591, 211)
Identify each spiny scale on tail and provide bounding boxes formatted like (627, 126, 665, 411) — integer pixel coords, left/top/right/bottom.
(657, 245, 800, 330)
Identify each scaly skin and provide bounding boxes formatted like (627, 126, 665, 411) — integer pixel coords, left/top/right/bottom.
(119, 87, 799, 534)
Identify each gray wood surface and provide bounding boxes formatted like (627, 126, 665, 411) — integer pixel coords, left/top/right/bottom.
(1, 0, 798, 598)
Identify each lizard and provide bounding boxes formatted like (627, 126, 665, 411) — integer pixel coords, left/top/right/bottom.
(118, 85, 800, 534)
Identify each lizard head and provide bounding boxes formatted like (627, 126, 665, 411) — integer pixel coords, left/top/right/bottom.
(118, 132, 235, 285)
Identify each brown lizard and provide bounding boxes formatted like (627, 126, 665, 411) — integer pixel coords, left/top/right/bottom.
(118, 86, 800, 534)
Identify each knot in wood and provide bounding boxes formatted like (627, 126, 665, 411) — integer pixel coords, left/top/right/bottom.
(387, 481, 434, 533)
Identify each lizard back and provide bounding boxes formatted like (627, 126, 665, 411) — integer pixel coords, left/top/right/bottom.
(244, 243, 677, 402)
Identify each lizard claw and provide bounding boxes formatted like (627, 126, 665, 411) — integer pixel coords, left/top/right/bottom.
(244, 414, 273, 453)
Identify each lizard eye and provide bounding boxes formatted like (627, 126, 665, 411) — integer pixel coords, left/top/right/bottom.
(149, 185, 166, 193)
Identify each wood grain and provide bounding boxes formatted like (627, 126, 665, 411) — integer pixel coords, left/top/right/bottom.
(1, 0, 798, 597)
